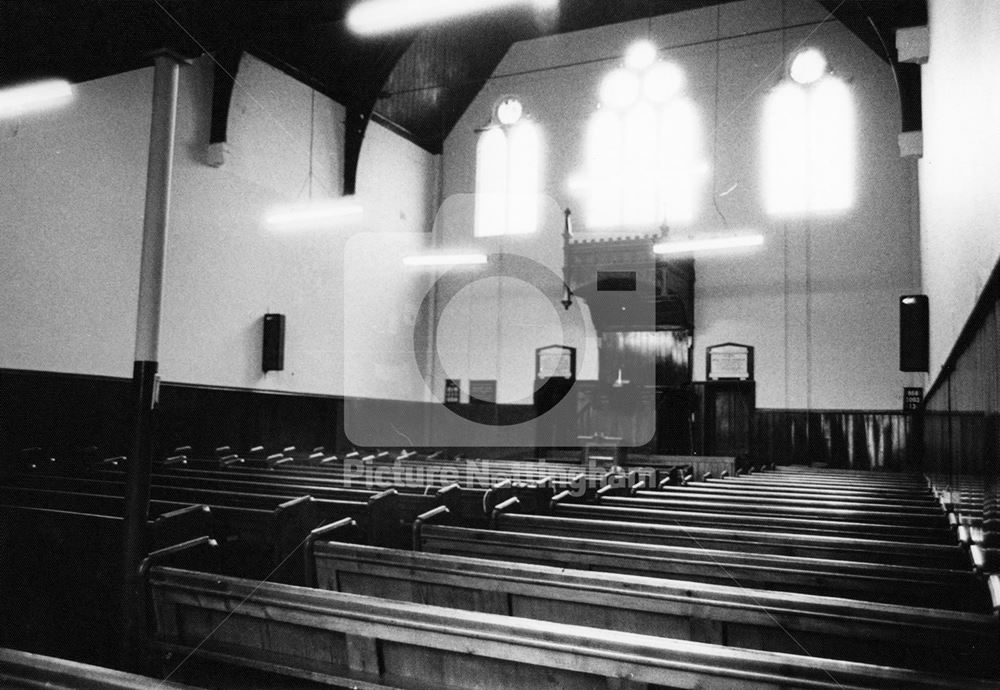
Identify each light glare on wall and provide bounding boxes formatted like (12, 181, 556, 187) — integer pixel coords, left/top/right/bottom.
(653, 234, 764, 254)
(624, 40, 657, 71)
(474, 119, 542, 237)
(642, 62, 685, 103)
(763, 78, 854, 216)
(0, 79, 74, 119)
(347, 0, 557, 34)
(598, 68, 640, 109)
(265, 197, 364, 231)
(580, 51, 704, 230)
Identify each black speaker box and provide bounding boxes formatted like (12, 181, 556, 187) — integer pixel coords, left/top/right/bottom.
(899, 295, 928, 372)
(262, 313, 285, 372)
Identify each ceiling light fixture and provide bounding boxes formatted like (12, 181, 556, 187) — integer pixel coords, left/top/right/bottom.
(347, 0, 558, 35)
(495, 96, 524, 126)
(0, 79, 74, 119)
(789, 48, 828, 85)
(653, 234, 764, 254)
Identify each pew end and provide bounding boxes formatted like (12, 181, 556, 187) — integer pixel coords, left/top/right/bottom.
(161, 454, 187, 467)
(412, 505, 451, 551)
(138, 535, 219, 580)
(490, 496, 521, 529)
(149, 504, 215, 549)
(303, 517, 359, 587)
(989, 574, 1000, 615)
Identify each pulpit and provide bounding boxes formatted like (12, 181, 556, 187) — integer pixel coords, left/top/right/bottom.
(555, 216, 695, 452)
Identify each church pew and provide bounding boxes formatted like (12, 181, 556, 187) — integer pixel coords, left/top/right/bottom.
(10, 469, 446, 552)
(552, 500, 957, 543)
(146, 566, 994, 689)
(738, 465, 927, 480)
(731, 473, 931, 492)
(0, 486, 215, 549)
(663, 480, 943, 507)
(174, 451, 610, 482)
(0, 647, 196, 690)
(86, 467, 556, 526)
(24, 462, 558, 523)
(418, 524, 993, 611)
(771, 466, 927, 480)
(615, 493, 949, 526)
(311, 540, 1000, 676)
(0, 506, 134, 666)
(492, 512, 972, 569)
(632, 482, 945, 513)
(702, 476, 939, 503)
(0, 482, 362, 583)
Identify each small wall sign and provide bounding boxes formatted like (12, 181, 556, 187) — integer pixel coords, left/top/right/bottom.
(444, 379, 461, 405)
(536, 344, 576, 380)
(707, 343, 754, 381)
(468, 379, 497, 404)
(903, 387, 923, 412)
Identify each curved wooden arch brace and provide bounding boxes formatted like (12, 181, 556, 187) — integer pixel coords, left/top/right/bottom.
(343, 103, 368, 196)
(342, 38, 415, 195)
(207, 45, 244, 166)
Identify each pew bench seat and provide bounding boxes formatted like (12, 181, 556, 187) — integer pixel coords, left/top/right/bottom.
(0, 647, 195, 690)
(147, 566, 996, 689)
(313, 540, 1000, 676)
(495, 513, 972, 569)
(420, 524, 994, 612)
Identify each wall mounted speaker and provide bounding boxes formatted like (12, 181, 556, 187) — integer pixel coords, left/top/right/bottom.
(899, 295, 928, 372)
(262, 313, 285, 372)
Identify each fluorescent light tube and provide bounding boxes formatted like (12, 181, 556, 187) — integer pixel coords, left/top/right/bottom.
(265, 197, 364, 230)
(0, 79, 73, 119)
(347, 0, 557, 35)
(402, 254, 489, 267)
(653, 234, 764, 254)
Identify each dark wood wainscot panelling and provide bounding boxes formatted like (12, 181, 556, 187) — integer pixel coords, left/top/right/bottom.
(751, 409, 915, 470)
(0, 369, 540, 462)
(922, 257, 1000, 541)
(0, 368, 132, 458)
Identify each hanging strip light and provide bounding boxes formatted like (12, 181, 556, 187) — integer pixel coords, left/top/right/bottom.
(265, 197, 365, 230)
(347, 0, 558, 35)
(653, 234, 764, 255)
(402, 253, 489, 267)
(0, 79, 73, 119)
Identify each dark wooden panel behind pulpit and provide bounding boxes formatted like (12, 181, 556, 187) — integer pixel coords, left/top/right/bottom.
(693, 381, 755, 456)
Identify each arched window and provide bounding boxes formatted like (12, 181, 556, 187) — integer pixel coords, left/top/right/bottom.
(474, 97, 541, 237)
(763, 48, 855, 216)
(576, 43, 706, 230)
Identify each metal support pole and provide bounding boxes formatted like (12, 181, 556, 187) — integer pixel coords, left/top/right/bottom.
(121, 51, 181, 670)
(561, 208, 573, 310)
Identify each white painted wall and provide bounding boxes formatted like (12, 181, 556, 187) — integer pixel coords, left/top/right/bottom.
(0, 69, 151, 376)
(437, 0, 920, 410)
(0, 54, 438, 400)
(920, 0, 1000, 382)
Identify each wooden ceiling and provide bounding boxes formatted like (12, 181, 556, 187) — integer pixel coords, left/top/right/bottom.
(0, 0, 927, 153)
